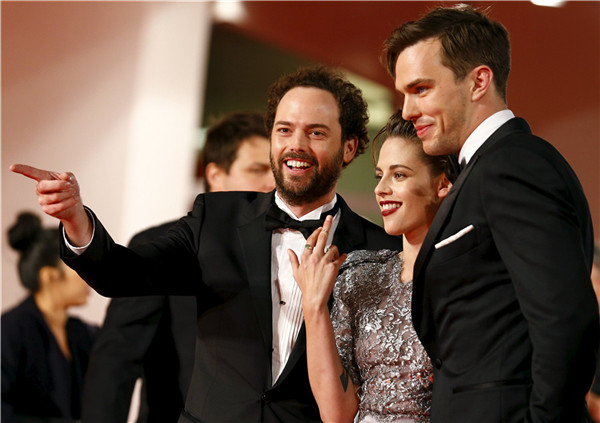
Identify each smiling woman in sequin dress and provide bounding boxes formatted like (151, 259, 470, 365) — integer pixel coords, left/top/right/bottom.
(289, 111, 459, 423)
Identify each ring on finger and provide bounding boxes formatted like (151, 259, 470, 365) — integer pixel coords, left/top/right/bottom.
(304, 243, 313, 251)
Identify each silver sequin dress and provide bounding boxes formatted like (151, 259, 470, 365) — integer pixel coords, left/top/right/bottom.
(331, 249, 433, 423)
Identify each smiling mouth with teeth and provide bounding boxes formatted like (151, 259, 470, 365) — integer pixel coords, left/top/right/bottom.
(381, 203, 401, 211)
(380, 202, 402, 216)
(285, 160, 312, 170)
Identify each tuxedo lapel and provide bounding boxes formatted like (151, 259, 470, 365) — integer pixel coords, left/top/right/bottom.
(237, 193, 275, 368)
(413, 155, 479, 282)
(272, 325, 306, 388)
(331, 196, 366, 254)
(411, 153, 478, 342)
(414, 117, 531, 282)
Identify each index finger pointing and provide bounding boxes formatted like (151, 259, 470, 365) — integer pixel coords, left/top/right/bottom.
(10, 164, 61, 182)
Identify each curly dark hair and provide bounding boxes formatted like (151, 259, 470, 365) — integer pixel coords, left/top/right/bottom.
(265, 66, 369, 167)
(372, 109, 460, 183)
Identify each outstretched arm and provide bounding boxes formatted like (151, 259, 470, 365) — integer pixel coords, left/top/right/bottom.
(10, 164, 92, 246)
(288, 216, 358, 423)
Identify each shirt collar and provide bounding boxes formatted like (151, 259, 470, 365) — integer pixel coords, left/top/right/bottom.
(274, 192, 338, 221)
(459, 109, 515, 165)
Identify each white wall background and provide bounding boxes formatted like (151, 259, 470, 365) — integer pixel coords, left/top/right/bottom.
(1, 2, 212, 325)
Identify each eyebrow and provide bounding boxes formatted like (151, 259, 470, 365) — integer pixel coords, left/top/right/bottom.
(274, 121, 332, 131)
(375, 164, 413, 173)
(306, 123, 331, 131)
(405, 78, 435, 90)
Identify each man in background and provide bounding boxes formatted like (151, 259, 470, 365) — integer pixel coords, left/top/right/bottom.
(81, 111, 275, 422)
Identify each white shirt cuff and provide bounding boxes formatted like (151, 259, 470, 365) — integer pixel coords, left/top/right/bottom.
(62, 207, 96, 256)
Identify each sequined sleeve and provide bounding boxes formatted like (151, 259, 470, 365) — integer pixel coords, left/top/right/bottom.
(331, 266, 361, 387)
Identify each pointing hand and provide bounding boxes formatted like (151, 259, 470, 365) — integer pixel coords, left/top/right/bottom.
(11, 164, 92, 246)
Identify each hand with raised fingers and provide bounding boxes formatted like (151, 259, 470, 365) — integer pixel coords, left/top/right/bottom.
(288, 215, 347, 313)
(10, 163, 92, 246)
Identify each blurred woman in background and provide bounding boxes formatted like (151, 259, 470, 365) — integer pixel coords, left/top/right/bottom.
(2, 212, 98, 423)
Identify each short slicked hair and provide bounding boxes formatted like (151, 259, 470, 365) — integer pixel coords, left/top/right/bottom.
(384, 4, 511, 102)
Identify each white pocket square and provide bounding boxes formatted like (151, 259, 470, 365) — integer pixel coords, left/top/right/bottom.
(434, 225, 475, 249)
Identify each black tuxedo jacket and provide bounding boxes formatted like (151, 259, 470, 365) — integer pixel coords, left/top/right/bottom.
(82, 221, 197, 423)
(412, 118, 598, 423)
(62, 191, 402, 423)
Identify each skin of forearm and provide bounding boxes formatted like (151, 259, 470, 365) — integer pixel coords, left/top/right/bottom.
(303, 304, 359, 422)
(63, 207, 93, 247)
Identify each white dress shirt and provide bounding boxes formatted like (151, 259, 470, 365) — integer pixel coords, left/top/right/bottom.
(63, 208, 95, 255)
(270, 193, 340, 384)
(459, 109, 515, 166)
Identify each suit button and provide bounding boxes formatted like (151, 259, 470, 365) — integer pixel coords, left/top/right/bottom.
(434, 358, 442, 369)
(261, 393, 270, 405)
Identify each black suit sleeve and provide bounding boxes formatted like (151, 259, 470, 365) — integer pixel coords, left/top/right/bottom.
(482, 143, 598, 421)
(61, 200, 205, 297)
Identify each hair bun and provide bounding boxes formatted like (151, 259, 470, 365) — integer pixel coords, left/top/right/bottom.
(8, 212, 43, 253)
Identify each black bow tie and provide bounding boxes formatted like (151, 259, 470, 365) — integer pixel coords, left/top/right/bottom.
(264, 202, 340, 239)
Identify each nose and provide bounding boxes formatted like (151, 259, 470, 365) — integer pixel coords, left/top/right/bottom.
(289, 130, 309, 152)
(401, 95, 419, 122)
(374, 176, 392, 198)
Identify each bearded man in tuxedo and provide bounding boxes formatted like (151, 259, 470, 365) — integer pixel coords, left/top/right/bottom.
(12, 66, 402, 423)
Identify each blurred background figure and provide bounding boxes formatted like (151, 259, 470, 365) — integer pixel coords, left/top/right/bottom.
(81, 111, 275, 423)
(2, 212, 98, 423)
(200, 111, 275, 193)
(586, 241, 600, 422)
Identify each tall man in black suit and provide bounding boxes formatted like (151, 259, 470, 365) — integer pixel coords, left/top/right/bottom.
(383, 4, 598, 422)
(82, 111, 275, 422)
(11, 66, 402, 423)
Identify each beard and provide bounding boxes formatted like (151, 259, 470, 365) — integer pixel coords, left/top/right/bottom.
(271, 146, 344, 207)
